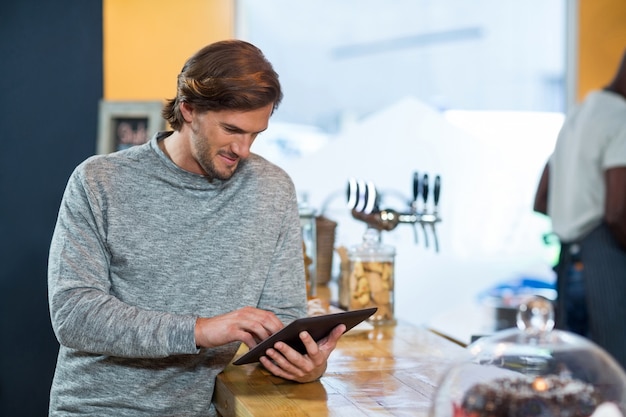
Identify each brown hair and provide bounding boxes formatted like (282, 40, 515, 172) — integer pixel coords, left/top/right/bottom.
(162, 40, 283, 131)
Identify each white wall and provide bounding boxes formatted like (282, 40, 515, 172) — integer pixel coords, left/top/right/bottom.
(254, 97, 564, 329)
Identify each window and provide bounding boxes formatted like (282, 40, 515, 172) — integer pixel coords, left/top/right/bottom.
(237, 0, 566, 132)
(237, 1, 568, 327)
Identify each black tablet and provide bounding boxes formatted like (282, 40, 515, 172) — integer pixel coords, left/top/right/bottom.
(233, 307, 377, 365)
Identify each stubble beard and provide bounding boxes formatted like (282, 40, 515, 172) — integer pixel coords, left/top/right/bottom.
(191, 129, 239, 182)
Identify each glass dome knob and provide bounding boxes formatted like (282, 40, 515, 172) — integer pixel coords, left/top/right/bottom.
(516, 295, 555, 333)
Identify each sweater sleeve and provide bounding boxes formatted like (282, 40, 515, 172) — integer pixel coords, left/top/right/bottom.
(48, 164, 199, 358)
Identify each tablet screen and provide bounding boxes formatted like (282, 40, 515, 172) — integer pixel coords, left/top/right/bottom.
(233, 307, 377, 365)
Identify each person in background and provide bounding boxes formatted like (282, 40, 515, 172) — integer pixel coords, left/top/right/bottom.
(47, 40, 346, 417)
(534, 48, 626, 369)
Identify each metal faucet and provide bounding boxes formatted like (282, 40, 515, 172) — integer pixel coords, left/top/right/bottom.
(347, 172, 442, 252)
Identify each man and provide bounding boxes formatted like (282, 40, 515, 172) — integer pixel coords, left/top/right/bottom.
(48, 40, 345, 416)
(534, 48, 626, 369)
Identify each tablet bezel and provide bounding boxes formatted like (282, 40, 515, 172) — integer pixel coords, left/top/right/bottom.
(232, 307, 377, 365)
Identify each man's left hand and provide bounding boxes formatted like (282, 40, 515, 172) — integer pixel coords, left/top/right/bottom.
(258, 323, 346, 383)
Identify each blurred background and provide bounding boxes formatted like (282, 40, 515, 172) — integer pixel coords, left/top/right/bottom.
(1, 0, 625, 415)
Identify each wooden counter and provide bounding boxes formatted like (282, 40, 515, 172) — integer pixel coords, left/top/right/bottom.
(214, 321, 466, 417)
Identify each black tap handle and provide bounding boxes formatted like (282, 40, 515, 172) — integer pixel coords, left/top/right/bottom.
(412, 171, 419, 202)
(422, 173, 429, 204)
(364, 180, 378, 214)
(434, 175, 441, 207)
(346, 178, 358, 210)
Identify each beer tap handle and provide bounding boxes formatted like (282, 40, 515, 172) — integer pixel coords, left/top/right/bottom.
(420, 173, 430, 248)
(432, 175, 441, 252)
(346, 178, 358, 210)
(411, 172, 419, 243)
(412, 172, 420, 210)
(364, 180, 378, 214)
(433, 175, 441, 212)
(421, 173, 429, 207)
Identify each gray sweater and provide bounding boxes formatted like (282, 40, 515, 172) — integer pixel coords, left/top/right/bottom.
(48, 132, 307, 416)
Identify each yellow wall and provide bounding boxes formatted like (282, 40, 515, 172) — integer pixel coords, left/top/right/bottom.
(103, 0, 235, 101)
(577, 0, 626, 100)
(104, 1, 625, 105)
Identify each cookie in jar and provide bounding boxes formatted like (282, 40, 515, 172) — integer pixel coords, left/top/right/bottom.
(347, 228, 395, 324)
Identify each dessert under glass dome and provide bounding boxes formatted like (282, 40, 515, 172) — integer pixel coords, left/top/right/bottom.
(429, 296, 626, 417)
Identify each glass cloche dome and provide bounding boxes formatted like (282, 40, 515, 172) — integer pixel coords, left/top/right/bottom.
(430, 296, 626, 417)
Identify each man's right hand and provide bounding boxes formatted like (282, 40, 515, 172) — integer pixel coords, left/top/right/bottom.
(194, 306, 285, 349)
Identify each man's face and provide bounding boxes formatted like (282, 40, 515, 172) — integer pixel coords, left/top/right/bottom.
(188, 104, 273, 180)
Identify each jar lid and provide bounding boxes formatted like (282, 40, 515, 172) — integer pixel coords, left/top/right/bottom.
(348, 228, 395, 258)
(298, 193, 316, 218)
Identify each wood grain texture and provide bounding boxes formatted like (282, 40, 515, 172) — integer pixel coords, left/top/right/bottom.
(215, 322, 466, 416)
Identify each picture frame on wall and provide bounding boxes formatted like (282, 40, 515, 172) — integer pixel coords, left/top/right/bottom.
(97, 100, 165, 154)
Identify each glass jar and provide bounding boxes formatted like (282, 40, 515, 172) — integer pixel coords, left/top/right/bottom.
(345, 228, 395, 325)
(298, 195, 317, 299)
